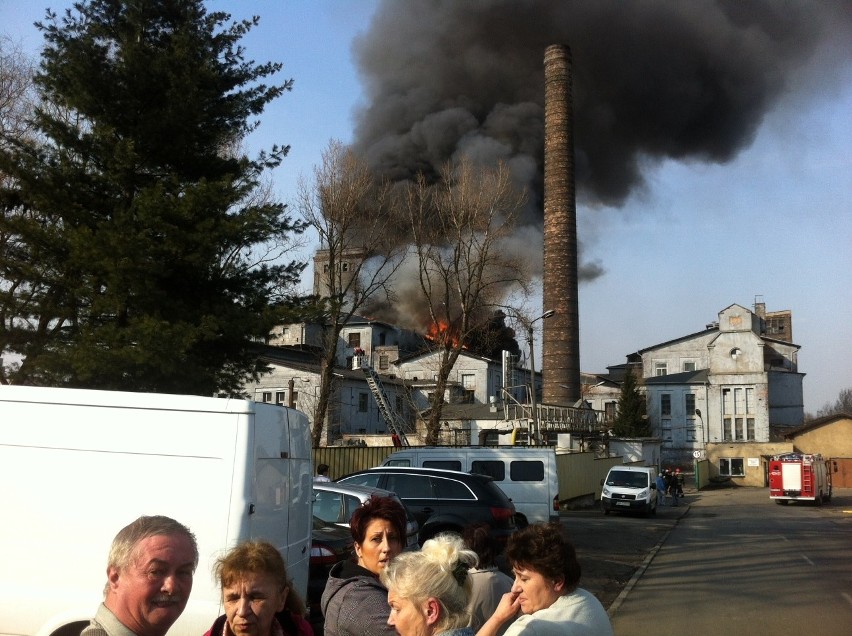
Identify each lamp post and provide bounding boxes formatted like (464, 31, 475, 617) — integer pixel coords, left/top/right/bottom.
(528, 309, 556, 445)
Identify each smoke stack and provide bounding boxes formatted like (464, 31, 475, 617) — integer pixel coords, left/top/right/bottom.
(541, 44, 580, 405)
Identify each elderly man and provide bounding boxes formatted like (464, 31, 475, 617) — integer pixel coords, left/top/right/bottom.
(82, 515, 198, 636)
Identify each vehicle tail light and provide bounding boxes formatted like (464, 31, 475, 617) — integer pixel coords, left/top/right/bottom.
(553, 495, 560, 512)
(310, 544, 338, 566)
(490, 506, 515, 522)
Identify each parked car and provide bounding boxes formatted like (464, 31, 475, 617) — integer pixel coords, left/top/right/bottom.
(335, 466, 516, 545)
(308, 516, 353, 622)
(312, 482, 420, 550)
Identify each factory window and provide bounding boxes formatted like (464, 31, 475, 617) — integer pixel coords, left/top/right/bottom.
(379, 354, 389, 370)
(604, 401, 617, 422)
(358, 393, 368, 412)
(461, 374, 476, 403)
(655, 362, 667, 376)
(348, 333, 361, 348)
(722, 387, 756, 441)
(262, 392, 272, 403)
(275, 392, 285, 406)
(682, 360, 696, 372)
(719, 458, 745, 477)
(685, 394, 695, 417)
(660, 394, 671, 417)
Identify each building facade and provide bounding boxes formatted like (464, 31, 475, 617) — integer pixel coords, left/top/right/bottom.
(642, 303, 804, 467)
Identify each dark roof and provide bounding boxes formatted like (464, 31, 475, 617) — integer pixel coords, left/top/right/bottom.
(394, 347, 496, 365)
(782, 412, 852, 438)
(637, 328, 717, 354)
(643, 369, 710, 385)
(433, 403, 506, 421)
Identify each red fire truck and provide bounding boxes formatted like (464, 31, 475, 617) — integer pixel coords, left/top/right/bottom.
(768, 452, 832, 505)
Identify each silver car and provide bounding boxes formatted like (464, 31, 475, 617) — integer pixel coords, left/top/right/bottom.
(312, 482, 420, 550)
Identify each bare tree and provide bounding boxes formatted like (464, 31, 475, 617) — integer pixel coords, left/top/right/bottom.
(406, 156, 530, 444)
(297, 140, 404, 445)
(0, 37, 37, 152)
(814, 387, 852, 418)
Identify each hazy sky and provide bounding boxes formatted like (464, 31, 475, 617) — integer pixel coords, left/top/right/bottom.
(2, 0, 849, 414)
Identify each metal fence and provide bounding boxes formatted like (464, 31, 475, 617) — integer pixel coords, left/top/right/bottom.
(313, 446, 627, 503)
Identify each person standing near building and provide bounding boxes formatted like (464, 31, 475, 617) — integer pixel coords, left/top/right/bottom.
(655, 472, 667, 507)
(82, 515, 198, 636)
(314, 464, 331, 482)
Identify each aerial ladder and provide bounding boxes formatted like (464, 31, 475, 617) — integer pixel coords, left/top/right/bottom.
(353, 353, 410, 447)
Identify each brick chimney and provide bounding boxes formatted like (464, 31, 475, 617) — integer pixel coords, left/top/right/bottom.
(541, 44, 580, 405)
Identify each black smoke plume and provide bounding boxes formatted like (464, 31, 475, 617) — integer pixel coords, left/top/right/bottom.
(352, 0, 851, 213)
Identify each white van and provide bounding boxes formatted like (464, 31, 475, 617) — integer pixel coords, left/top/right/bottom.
(382, 446, 559, 526)
(0, 385, 312, 636)
(600, 465, 659, 516)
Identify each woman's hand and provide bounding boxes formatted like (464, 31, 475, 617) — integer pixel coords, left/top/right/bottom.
(476, 591, 520, 636)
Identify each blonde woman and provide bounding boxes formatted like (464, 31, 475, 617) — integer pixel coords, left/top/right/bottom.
(380, 533, 478, 636)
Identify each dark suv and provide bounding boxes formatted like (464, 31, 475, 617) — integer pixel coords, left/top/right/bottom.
(336, 466, 516, 545)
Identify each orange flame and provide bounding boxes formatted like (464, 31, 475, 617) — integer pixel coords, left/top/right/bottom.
(425, 320, 464, 349)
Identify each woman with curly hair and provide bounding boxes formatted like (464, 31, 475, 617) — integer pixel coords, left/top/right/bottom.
(476, 523, 612, 636)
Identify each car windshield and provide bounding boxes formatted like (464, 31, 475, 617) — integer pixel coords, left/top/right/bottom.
(606, 471, 648, 488)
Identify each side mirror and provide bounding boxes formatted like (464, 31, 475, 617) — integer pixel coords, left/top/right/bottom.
(600, 478, 604, 486)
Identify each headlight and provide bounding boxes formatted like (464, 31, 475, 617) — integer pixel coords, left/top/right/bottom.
(602, 486, 611, 497)
(638, 489, 648, 498)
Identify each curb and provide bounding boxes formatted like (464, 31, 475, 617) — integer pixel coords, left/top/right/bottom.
(606, 503, 691, 617)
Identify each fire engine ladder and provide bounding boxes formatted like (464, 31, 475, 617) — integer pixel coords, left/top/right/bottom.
(355, 356, 410, 447)
(802, 465, 813, 495)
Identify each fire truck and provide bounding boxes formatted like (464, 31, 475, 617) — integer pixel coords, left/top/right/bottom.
(768, 452, 832, 505)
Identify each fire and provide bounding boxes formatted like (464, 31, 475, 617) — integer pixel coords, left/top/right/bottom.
(425, 320, 463, 349)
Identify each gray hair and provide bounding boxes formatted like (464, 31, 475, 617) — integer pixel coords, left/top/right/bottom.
(381, 533, 478, 632)
(105, 515, 198, 593)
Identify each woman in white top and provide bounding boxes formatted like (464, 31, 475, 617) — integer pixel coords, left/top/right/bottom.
(476, 523, 613, 636)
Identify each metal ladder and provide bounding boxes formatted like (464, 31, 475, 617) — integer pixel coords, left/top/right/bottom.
(354, 355, 410, 446)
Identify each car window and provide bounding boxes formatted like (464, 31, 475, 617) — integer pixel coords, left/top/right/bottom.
(384, 473, 434, 499)
(423, 460, 462, 471)
(433, 477, 475, 500)
(314, 490, 343, 524)
(509, 460, 544, 482)
(338, 473, 382, 488)
(343, 494, 363, 523)
(472, 460, 505, 481)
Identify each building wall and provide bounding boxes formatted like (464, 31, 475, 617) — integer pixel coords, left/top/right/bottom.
(766, 371, 806, 425)
(789, 416, 852, 456)
(705, 441, 793, 487)
(395, 351, 501, 407)
(243, 363, 413, 445)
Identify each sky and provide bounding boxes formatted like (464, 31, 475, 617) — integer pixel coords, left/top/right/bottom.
(1, 0, 850, 414)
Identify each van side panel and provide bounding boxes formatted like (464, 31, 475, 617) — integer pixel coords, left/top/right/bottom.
(383, 448, 559, 524)
(0, 387, 311, 636)
(249, 404, 312, 600)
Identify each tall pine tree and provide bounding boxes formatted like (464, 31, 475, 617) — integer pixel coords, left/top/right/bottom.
(612, 370, 650, 437)
(0, 1, 306, 394)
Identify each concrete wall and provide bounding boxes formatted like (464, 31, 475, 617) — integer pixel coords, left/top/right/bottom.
(705, 441, 793, 487)
(789, 416, 852, 456)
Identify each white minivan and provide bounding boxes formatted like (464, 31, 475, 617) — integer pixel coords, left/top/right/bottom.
(600, 465, 659, 516)
(382, 446, 559, 526)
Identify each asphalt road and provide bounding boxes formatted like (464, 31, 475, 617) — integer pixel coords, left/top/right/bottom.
(600, 486, 852, 635)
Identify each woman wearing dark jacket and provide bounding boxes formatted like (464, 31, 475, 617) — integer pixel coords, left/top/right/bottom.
(204, 540, 312, 636)
(321, 495, 407, 636)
